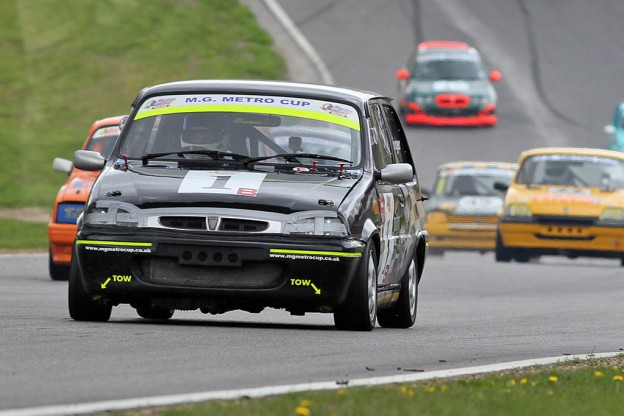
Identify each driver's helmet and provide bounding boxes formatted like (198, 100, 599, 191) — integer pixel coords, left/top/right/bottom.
(542, 160, 571, 184)
(180, 113, 229, 151)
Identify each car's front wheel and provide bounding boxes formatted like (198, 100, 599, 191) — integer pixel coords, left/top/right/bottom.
(494, 230, 512, 262)
(334, 242, 377, 331)
(68, 247, 112, 322)
(378, 257, 418, 328)
(49, 247, 70, 281)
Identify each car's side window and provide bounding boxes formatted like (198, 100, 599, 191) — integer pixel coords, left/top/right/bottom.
(369, 103, 394, 170)
(381, 104, 412, 165)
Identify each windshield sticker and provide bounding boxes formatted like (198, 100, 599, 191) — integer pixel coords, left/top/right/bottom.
(530, 154, 620, 165)
(443, 168, 514, 177)
(178, 171, 266, 197)
(92, 126, 121, 138)
(134, 94, 360, 131)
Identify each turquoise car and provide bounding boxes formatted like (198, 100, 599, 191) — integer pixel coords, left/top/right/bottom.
(605, 101, 624, 152)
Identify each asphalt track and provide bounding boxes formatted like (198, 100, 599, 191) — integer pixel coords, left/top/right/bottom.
(3, 1, 624, 414)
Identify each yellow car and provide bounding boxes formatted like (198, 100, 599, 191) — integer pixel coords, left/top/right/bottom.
(424, 161, 517, 255)
(496, 147, 624, 266)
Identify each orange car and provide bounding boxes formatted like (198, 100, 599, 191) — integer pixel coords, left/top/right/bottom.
(47, 115, 125, 280)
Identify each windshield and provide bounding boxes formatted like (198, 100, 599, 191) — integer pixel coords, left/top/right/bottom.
(414, 56, 485, 80)
(119, 94, 362, 166)
(85, 125, 121, 159)
(434, 167, 515, 197)
(516, 154, 624, 188)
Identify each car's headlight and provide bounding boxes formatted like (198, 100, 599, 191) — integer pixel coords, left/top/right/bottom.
(473, 95, 490, 106)
(415, 95, 434, 105)
(83, 205, 139, 227)
(600, 207, 624, 221)
(283, 214, 347, 236)
(56, 202, 85, 224)
(425, 211, 447, 223)
(504, 204, 532, 217)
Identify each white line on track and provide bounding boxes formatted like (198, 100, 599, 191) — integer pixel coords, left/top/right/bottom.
(2, 352, 620, 416)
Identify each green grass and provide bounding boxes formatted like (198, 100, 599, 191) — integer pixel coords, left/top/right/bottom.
(111, 356, 624, 416)
(0, 218, 48, 251)
(0, 0, 286, 209)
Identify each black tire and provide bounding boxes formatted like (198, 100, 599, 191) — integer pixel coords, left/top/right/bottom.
(378, 257, 418, 328)
(49, 247, 70, 281)
(620, 257, 624, 267)
(136, 306, 174, 320)
(68, 247, 112, 322)
(334, 242, 378, 331)
(495, 230, 512, 262)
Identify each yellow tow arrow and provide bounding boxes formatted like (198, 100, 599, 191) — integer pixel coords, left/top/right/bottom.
(311, 283, 321, 295)
(101, 277, 111, 289)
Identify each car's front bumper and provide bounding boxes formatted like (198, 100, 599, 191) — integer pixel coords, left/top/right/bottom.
(404, 112, 497, 126)
(426, 219, 498, 251)
(498, 216, 624, 257)
(74, 228, 366, 313)
(48, 222, 78, 266)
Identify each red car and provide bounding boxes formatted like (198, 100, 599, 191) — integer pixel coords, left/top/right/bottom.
(47, 115, 125, 280)
(395, 41, 502, 126)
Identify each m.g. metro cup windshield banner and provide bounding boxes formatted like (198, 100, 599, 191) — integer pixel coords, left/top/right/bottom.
(135, 94, 361, 131)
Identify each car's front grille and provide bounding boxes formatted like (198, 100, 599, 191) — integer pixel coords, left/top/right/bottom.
(447, 215, 498, 224)
(533, 215, 596, 226)
(160, 216, 206, 230)
(138, 258, 283, 289)
(428, 108, 480, 117)
(158, 216, 269, 232)
(434, 94, 470, 108)
(220, 218, 269, 232)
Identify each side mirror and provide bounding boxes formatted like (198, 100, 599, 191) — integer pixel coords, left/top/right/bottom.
(493, 181, 509, 192)
(489, 70, 502, 82)
(379, 163, 413, 184)
(52, 157, 73, 174)
(395, 69, 410, 80)
(119, 116, 128, 130)
(74, 150, 106, 171)
(604, 125, 616, 135)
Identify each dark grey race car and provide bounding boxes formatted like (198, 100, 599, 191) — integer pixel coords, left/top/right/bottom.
(69, 79, 428, 331)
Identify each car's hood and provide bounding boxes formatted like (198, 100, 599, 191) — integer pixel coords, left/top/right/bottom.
(428, 195, 504, 215)
(93, 166, 360, 213)
(59, 170, 100, 203)
(411, 79, 491, 96)
(506, 186, 624, 217)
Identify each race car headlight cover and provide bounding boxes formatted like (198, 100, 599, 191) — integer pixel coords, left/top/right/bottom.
(425, 211, 448, 223)
(283, 211, 348, 236)
(599, 207, 624, 221)
(83, 202, 139, 227)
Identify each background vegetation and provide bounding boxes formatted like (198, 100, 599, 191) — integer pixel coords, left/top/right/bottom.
(0, 0, 286, 209)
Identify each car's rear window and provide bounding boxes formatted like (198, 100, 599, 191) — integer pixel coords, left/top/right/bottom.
(119, 94, 362, 166)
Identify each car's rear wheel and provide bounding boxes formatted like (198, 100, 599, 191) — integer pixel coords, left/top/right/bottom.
(49, 247, 70, 281)
(334, 242, 377, 331)
(378, 257, 418, 328)
(136, 305, 174, 320)
(68, 247, 112, 322)
(495, 230, 512, 262)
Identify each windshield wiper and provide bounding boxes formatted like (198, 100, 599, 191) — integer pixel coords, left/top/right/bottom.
(141, 150, 250, 165)
(243, 153, 352, 167)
